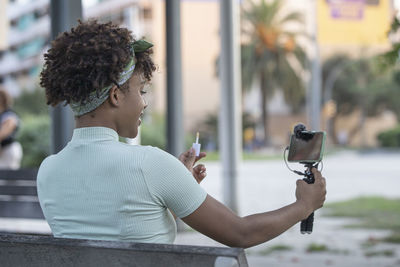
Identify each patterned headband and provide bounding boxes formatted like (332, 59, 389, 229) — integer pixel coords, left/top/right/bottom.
(70, 40, 153, 116)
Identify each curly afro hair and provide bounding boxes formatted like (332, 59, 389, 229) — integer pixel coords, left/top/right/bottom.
(40, 20, 156, 106)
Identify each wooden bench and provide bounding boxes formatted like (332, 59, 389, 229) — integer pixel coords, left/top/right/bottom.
(0, 169, 44, 219)
(0, 233, 248, 267)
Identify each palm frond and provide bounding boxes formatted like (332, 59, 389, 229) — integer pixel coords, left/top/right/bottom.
(278, 12, 304, 25)
(241, 0, 309, 112)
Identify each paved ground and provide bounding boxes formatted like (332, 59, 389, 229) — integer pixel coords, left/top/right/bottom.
(175, 149, 400, 267)
(1, 149, 400, 266)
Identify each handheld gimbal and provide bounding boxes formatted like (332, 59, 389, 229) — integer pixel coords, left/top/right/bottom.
(284, 123, 325, 234)
(298, 162, 318, 234)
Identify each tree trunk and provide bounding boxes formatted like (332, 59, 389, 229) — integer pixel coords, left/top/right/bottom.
(328, 115, 338, 145)
(260, 72, 269, 146)
(348, 108, 366, 146)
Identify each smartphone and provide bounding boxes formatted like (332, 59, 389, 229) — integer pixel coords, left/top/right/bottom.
(288, 131, 326, 163)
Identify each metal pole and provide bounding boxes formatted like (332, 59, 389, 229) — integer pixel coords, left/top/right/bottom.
(308, 0, 321, 131)
(219, 0, 242, 212)
(166, 0, 184, 157)
(49, 0, 82, 154)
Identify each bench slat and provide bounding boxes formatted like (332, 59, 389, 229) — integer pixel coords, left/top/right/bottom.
(0, 233, 249, 267)
(0, 201, 44, 219)
(0, 169, 38, 180)
(0, 169, 43, 220)
(0, 186, 38, 196)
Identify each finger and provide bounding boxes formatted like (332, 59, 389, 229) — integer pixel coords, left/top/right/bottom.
(196, 171, 207, 182)
(178, 148, 192, 161)
(194, 164, 206, 174)
(312, 168, 322, 180)
(194, 152, 207, 163)
(182, 148, 196, 167)
(196, 170, 207, 177)
(187, 148, 196, 163)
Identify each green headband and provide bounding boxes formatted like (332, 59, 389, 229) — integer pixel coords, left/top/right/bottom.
(70, 40, 153, 116)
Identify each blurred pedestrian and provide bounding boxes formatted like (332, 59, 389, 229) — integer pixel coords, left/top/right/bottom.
(0, 88, 22, 169)
(244, 127, 255, 152)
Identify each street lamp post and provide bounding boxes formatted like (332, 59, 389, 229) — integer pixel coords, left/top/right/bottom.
(49, 0, 82, 154)
(219, 0, 242, 212)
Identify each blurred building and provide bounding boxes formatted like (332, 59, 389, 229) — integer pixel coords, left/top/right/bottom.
(0, 0, 220, 134)
(318, 0, 393, 58)
(0, 0, 150, 96)
(0, 0, 49, 95)
(0, 0, 8, 51)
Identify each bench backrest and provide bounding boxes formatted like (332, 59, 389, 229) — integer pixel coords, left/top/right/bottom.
(0, 169, 44, 219)
(0, 233, 248, 267)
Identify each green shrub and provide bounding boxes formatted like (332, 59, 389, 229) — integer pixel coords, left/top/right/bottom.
(140, 113, 166, 150)
(377, 125, 400, 147)
(140, 114, 198, 152)
(16, 115, 51, 168)
(14, 88, 48, 116)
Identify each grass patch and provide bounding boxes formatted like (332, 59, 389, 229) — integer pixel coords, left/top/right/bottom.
(361, 237, 380, 249)
(306, 243, 329, 253)
(324, 196, 400, 246)
(202, 151, 281, 162)
(305, 243, 350, 255)
(256, 244, 293, 255)
(202, 151, 219, 161)
(323, 196, 400, 231)
(364, 250, 395, 257)
(382, 232, 400, 244)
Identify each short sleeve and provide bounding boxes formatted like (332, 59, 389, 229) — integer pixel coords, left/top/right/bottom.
(141, 147, 207, 218)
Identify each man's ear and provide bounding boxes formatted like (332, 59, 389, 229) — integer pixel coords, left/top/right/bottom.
(108, 85, 121, 107)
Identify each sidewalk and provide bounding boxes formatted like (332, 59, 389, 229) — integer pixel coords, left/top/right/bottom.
(175, 149, 400, 266)
(176, 217, 400, 267)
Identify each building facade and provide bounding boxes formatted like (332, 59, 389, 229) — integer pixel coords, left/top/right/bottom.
(0, 0, 396, 148)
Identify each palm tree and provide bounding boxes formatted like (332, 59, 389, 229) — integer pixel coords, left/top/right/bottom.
(322, 54, 400, 146)
(241, 0, 308, 145)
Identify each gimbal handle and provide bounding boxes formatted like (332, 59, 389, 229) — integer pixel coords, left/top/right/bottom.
(301, 211, 314, 234)
(300, 163, 316, 234)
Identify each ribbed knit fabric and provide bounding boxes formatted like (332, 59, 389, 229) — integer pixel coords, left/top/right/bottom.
(37, 127, 207, 244)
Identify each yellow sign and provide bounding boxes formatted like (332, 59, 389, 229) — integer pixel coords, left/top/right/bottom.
(0, 0, 8, 50)
(317, 0, 391, 45)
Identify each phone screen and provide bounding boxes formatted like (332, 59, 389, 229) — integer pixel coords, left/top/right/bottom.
(288, 132, 326, 162)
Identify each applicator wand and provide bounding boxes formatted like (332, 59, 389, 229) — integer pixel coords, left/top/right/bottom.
(192, 132, 201, 157)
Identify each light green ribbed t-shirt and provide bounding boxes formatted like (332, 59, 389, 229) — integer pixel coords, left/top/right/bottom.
(37, 127, 207, 244)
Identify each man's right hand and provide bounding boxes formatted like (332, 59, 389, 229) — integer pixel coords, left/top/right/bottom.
(295, 168, 327, 219)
